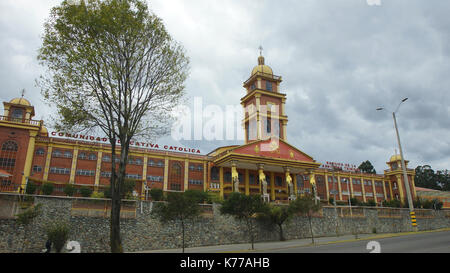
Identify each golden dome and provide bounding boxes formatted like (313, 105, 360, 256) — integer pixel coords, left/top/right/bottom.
(389, 154, 402, 162)
(40, 125, 48, 136)
(251, 55, 273, 76)
(9, 97, 31, 106)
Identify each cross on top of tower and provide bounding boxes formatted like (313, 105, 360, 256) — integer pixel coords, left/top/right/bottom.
(258, 45, 263, 56)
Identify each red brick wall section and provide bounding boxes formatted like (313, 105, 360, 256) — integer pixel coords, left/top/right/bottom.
(0, 127, 30, 187)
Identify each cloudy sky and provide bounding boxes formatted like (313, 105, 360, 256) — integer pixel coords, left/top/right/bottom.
(0, 0, 449, 173)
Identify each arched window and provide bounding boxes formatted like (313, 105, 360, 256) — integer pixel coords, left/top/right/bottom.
(2, 141, 18, 151)
(0, 140, 18, 171)
(171, 162, 182, 176)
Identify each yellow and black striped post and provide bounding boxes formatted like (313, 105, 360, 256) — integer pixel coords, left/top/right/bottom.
(410, 211, 417, 228)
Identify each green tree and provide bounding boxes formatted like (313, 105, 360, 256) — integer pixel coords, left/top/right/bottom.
(257, 204, 294, 241)
(358, 160, 377, 174)
(149, 188, 163, 201)
(41, 183, 54, 195)
(184, 189, 209, 204)
(415, 165, 450, 191)
(220, 192, 266, 250)
(38, 0, 189, 253)
(25, 181, 37, 195)
(290, 194, 321, 244)
(152, 192, 200, 253)
(63, 184, 77, 196)
(79, 186, 93, 197)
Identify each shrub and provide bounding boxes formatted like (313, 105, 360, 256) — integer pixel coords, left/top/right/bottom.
(366, 199, 376, 207)
(63, 184, 76, 197)
(79, 186, 93, 197)
(25, 182, 37, 195)
(103, 186, 112, 199)
(41, 183, 54, 195)
(350, 198, 360, 206)
(90, 191, 105, 199)
(122, 179, 136, 199)
(45, 221, 70, 253)
(149, 188, 163, 201)
(184, 189, 209, 203)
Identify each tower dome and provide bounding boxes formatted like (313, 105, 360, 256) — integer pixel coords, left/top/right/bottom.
(389, 154, 402, 162)
(251, 55, 273, 76)
(9, 97, 31, 106)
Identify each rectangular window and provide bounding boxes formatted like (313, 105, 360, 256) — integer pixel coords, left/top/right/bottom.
(266, 81, 272, 91)
(76, 169, 95, 176)
(101, 171, 112, 178)
(146, 175, 163, 182)
(50, 167, 70, 175)
(125, 173, 142, 180)
(32, 165, 42, 172)
(189, 179, 203, 185)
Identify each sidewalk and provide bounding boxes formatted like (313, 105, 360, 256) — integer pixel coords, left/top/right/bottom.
(133, 229, 450, 253)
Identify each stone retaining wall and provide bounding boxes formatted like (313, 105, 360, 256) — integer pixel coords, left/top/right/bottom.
(1, 193, 449, 253)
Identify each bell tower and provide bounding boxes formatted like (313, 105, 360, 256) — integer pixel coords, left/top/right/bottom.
(241, 48, 288, 144)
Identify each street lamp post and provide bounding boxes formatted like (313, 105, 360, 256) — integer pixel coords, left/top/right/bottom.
(377, 98, 417, 230)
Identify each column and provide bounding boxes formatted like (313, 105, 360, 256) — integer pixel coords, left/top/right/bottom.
(219, 167, 224, 199)
(163, 156, 169, 191)
(270, 171, 275, 201)
(255, 94, 261, 140)
(94, 151, 102, 191)
(388, 181, 394, 201)
(349, 177, 354, 198)
(203, 161, 207, 192)
(281, 120, 288, 141)
(69, 147, 79, 184)
(21, 130, 38, 190)
(43, 146, 53, 181)
(361, 177, 366, 203)
(382, 179, 388, 201)
(337, 174, 342, 201)
(184, 158, 189, 191)
(396, 174, 405, 202)
(293, 173, 298, 197)
(245, 169, 249, 195)
(325, 173, 330, 200)
(140, 155, 148, 199)
(371, 178, 377, 204)
(231, 161, 239, 193)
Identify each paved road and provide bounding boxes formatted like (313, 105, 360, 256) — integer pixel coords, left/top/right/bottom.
(256, 230, 450, 253)
(135, 228, 450, 253)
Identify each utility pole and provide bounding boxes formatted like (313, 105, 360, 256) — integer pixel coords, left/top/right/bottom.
(377, 98, 417, 230)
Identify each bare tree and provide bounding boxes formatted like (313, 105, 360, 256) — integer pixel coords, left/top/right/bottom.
(37, 0, 189, 252)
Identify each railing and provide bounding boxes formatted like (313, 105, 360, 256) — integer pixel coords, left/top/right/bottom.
(0, 183, 21, 193)
(71, 198, 136, 218)
(377, 207, 403, 218)
(414, 209, 435, 218)
(0, 115, 41, 126)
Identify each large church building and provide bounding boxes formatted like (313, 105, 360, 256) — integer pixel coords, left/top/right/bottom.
(2, 54, 446, 208)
